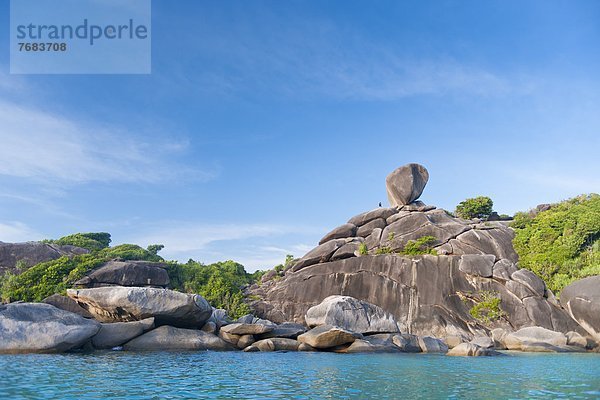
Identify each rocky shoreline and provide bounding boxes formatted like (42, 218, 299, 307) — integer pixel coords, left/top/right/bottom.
(1, 163, 599, 356)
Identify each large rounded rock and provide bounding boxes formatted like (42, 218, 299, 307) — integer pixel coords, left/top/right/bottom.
(348, 207, 397, 227)
(248, 338, 301, 352)
(458, 254, 495, 278)
(290, 239, 346, 272)
(319, 224, 357, 245)
(0, 303, 100, 354)
(447, 342, 499, 356)
(305, 295, 399, 334)
(67, 287, 212, 328)
(91, 318, 155, 349)
(336, 333, 400, 353)
(511, 269, 545, 297)
(123, 325, 234, 351)
(418, 336, 448, 353)
(385, 163, 429, 206)
(560, 276, 600, 341)
(503, 326, 567, 350)
(74, 260, 169, 288)
(256, 322, 306, 339)
(220, 323, 273, 335)
(297, 325, 362, 349)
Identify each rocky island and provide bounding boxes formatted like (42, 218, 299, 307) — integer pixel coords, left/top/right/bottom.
(1, 164, 599, 357)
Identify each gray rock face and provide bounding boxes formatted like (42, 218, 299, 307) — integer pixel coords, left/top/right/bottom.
(385, 163, 429, 206)
(123, 325, 234, 351)
(348, 207, 398, 227)
(0, 303, 100, 354)
(459, 254, 495, 278)
(67, 287, 212, 328)
(331, 241, 362, 261)
(74, 261, 169, 288)
(249, 254, 580, 339)
(290, 239, 346, 272)
(356, 219, 386, 238)
(0, 241, 89, 275)
(305, 295, 399, 334)
(92, 318, 155, 349)
(43, 294, 93, 319)
(283, 199, 517, 272)
(560, 276, 600, 341)
(492, 259, 518, 281)
(318, 224, 357, 245)
(452, 228, 519, 262)
(247, 165, 585, 342)
(297, 325, 362, 349)
(511, 269, 546, 297)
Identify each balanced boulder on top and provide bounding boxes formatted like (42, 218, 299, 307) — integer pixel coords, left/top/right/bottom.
(385, 163, 429, 206)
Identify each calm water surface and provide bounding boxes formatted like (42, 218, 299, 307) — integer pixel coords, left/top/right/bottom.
(1, 351, 600, 399)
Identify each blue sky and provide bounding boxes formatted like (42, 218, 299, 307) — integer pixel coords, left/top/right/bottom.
(0, 0, 599, 271)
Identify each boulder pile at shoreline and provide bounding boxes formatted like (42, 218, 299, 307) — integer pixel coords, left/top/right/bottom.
(1, 163, 599, 356)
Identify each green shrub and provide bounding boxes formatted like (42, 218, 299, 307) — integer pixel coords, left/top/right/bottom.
(512, 194, 600, 293)
(375, 246, 392, 254)
(51, 232, 112, 251)
(0, 242, 162, 303)
(0, 255, 104, 302)
(146, 244, 165, 255)
(99, 244, 163, 262)
(469, 291, 506, 324)
(401, 236, 438, 255)
(455, 196, 494, 220)
(358, 242, 369, 255)
(166, 260, 258, 319)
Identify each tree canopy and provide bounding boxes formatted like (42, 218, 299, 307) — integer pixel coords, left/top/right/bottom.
(512, 194, 600, 294)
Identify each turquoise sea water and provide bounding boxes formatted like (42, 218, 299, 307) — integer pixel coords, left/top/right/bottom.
(1, 351, 600, 399)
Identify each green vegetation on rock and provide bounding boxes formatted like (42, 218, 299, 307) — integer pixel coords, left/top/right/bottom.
(358, 242, 369, 256)
(45, 232, 112, 251)
(469, 291, 506, 324)
(401, 236, 438, 255)
(512, 194, 600, 294)
(0, 238, 162, 303)
(455, 196, 494, 220)
(166, 260, 263, 318)
(0, 232, 264, 318)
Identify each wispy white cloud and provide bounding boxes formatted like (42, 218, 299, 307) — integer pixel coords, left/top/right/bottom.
(0, 221, 43, 243)
(127, 222, 321, 271)
(130, 222, 319, 253)
(0, 99, 215, 185)
(183, 13, 522, 101)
